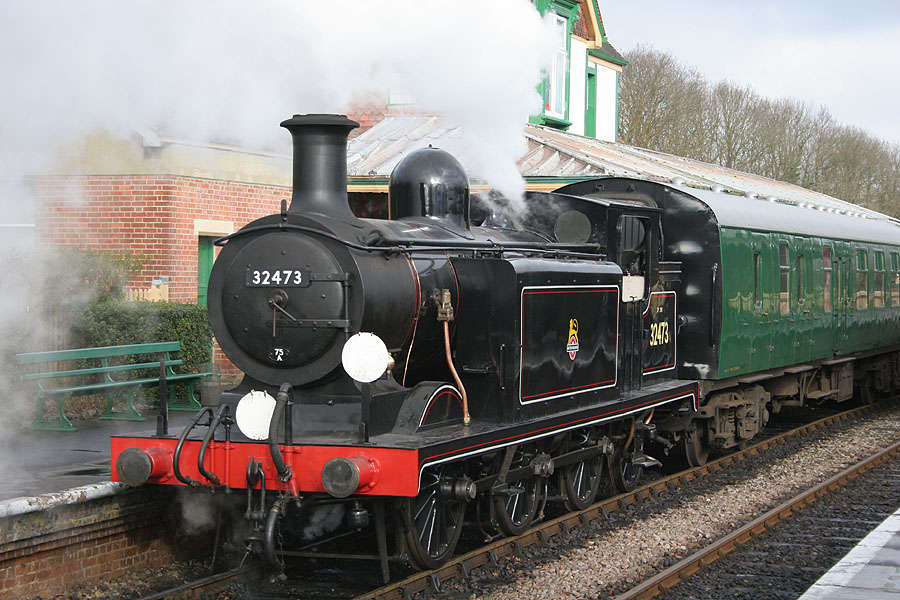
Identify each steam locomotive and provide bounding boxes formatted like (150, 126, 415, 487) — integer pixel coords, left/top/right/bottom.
(111, 114, 900, 577)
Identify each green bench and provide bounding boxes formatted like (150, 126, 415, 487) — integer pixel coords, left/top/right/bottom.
(15, 342, 212, 431)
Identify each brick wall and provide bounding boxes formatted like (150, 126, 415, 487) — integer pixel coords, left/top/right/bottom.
(573, 1, 593, 40)
(0, 487, 209, 600)
(35, 174, 291, 377)
(36, 175, 290, 301)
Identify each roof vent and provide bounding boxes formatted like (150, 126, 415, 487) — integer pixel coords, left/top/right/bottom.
(669, 176, 685, 185)
(744, 191, 757, 199)
(767, 196, 778, 203)
(711, 184, 724, 193)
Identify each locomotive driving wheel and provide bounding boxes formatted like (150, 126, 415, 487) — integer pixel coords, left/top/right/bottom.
(608, 444, 642, 493)
(493, 446, 542, 536)
(608, 421, 643, 493)
(402, 465, 467, 570)
(560, 429, 605, 511)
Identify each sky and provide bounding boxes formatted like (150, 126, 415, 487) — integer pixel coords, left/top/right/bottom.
(601, 1, 900, 145)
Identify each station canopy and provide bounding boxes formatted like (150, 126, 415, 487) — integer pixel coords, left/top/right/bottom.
(346, 114, 898, 226)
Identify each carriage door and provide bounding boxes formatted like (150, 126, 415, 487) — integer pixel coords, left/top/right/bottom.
(834, 247, 851, 353)
(615, 212, 652, 390)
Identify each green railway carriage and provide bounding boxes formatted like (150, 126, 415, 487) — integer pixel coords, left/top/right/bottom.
(675, 183, 900, 379)
(558, 177, 900, 455)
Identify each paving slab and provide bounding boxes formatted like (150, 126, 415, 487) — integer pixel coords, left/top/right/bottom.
(0, 412, 199, 500)
(799, 506, 900, 599)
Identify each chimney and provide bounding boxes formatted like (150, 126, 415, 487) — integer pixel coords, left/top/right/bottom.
(279, 114, 359, 218)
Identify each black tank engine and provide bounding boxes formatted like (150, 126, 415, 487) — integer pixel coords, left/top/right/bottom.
(112, 113, 698, 574)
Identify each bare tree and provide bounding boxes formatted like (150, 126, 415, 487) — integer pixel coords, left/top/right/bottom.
(618, 47, 900, 218)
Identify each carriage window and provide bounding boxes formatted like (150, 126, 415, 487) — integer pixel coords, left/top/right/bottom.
(796, 255, 804, 305)
(779, 243, 790, 315)
(823, 247, 832, 313)
(893, 253, 900, 307)
(874, 251, 885, 308)
(753, 253, 761, 307)
(856, 250, 868, 310)
(894, 272, 900, 306)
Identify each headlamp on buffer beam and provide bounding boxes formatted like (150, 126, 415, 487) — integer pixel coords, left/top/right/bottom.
(235, 389, 277, 440)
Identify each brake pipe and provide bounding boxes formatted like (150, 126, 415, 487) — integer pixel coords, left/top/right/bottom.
(269, 383, 299, 496)
(174, 407, 214, 487)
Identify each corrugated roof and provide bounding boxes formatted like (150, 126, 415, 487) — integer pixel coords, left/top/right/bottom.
(346, 115, 897, 225)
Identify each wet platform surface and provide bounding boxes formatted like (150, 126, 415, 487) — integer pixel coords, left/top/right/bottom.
(799, 506, 900, 599)
(0, 412, 199, 501)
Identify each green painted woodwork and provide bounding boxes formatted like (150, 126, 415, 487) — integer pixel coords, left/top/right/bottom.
(530, 0, 579, 129)
(198, 236, 216, 307)
(22, 360, 182, 380)
(717, 226, 900, 378)
(536, 114, 573, 129)
(587, 47, 628, 67)
(16, 341, 181, 363)
(526, 175, 594, 185)
(590, 0, 608, 42)
(585, 66, 597, 138)
(15, 341, 210, 430)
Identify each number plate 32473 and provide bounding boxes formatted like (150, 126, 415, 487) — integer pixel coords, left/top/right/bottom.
(245, 268, 309, 287)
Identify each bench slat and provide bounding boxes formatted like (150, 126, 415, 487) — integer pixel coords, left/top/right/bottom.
(22, 360, 184, 381)
(40, 372, 210, 395)
(15, 342, 181, 364)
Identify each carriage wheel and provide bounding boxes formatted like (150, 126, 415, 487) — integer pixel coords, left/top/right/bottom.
(402, 466, 466, 570)
(607, 443, 642, 493)
(493, 447, 542, 536)
(560, 430, 604, 511)
(683, 422, 709, 468)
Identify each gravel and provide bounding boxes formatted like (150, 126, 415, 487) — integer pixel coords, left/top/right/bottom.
(434, 405, 900, 600)
(654, 458, 900, 600)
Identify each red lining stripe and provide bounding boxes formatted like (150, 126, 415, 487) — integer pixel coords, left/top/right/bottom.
(422, 389, 696, 463)
(523, 289, 618, 296)
(521, 379, 615, 400)
(420, 390, 462, 426)
(402, 254, 421, 347)
(643, 362, 675, 373)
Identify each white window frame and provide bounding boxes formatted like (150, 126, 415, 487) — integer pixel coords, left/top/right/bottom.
(546, 12, 568, 120)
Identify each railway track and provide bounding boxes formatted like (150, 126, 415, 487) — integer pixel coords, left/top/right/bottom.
(614, 440, 900, 600)
(135, 567, 250, 600)
(137, 403, 882, 600)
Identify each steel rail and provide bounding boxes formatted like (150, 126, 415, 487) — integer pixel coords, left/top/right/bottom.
(134, 567, 250, 600)
(614, 439, 900, 600)
(352, 404, 878, 600)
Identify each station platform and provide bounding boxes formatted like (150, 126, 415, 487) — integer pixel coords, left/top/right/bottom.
(798, 506, 900, 599)
(0, 412, 199, 502)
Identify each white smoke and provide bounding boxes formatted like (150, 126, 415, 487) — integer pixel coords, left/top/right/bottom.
(302, 503, 346, 541)
(1, 0, 556, 199)
(0, 0, 556, 430)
